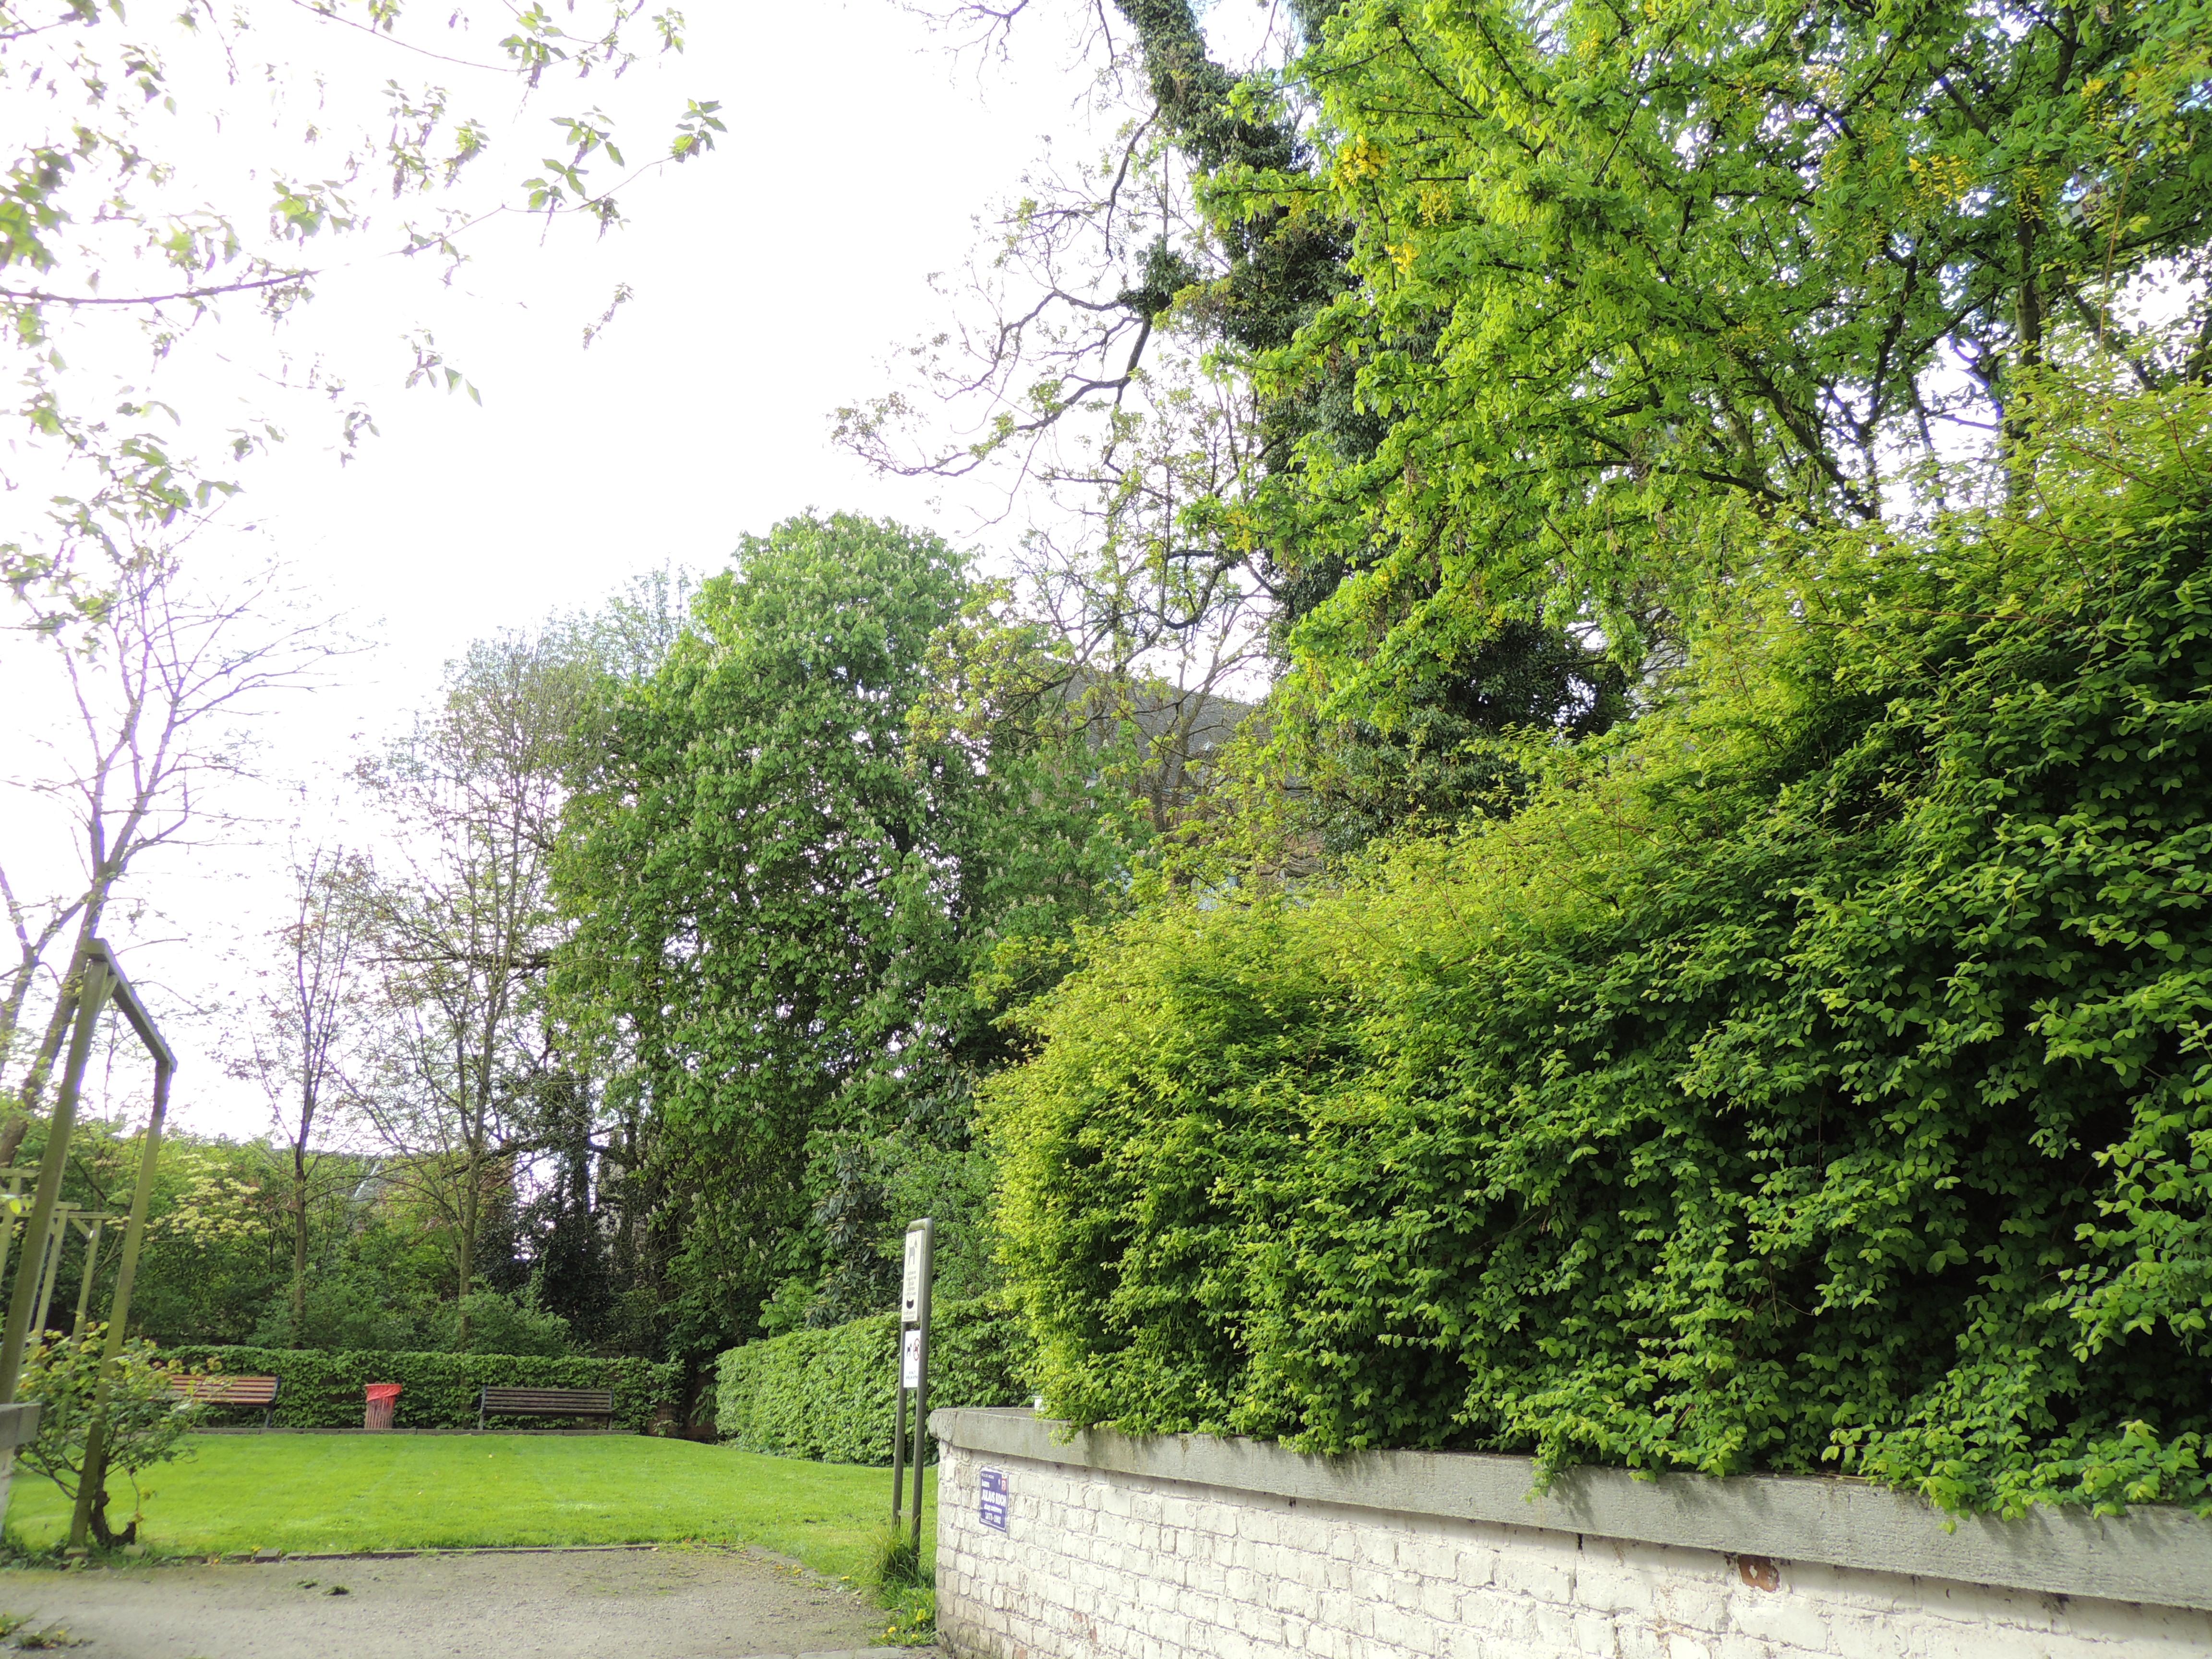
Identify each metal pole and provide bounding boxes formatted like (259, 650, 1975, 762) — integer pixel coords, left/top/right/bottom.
(31, 1208, 72, 1339)
(890, 1364, 908, 1527)
(0, 955, 106, 1403)
(908, 1218, 933, 1557)
(891, 1250, 910, 1528)
(892, 1216, 934, 1530)
(69, 1059, 170, 1550)
(70, 1220, 103, 1339)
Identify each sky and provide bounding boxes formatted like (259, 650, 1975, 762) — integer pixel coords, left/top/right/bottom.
(0, 0, 1286, 1141)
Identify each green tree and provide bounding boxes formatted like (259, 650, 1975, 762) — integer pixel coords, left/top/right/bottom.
(906, 0, 2212, 733)
(1252, 0, 2212, 704)
(866, 0, 1645, 831)
(131, 1136, 291, 1347)
(556, 514, 1125, 1358)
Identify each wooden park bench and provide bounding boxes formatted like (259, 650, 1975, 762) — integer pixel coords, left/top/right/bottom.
(166, 1373, 280, 1430)
(478, 1386, 615, 1431)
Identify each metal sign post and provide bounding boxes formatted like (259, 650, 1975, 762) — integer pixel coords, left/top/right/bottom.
(890, 1217, 934, 1554)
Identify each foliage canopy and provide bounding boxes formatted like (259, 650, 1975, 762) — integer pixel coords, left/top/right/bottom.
(555, 514, 1128, 1347)
(1243, 0, 2212, 699)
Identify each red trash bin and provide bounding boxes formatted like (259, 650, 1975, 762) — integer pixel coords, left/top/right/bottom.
(364, 1382, 402, 1431)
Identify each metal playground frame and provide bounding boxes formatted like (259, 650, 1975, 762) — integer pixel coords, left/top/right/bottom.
(0, 939, 176, 1549)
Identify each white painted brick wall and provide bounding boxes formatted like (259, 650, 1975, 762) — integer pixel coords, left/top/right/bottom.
(932, 1442, 2212, 1659)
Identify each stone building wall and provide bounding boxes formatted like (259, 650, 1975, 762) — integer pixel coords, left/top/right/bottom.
(928, 1407, 2212, 1659)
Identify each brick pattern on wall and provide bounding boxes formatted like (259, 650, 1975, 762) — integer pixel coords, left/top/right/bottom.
(933, 1443, 2212, 1659)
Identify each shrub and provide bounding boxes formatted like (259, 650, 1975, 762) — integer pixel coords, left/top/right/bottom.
(244, 1280, 578, 1358)
(439, 1287, 580, 1358)
(16, 1330, 200, 1546)
(990, 441, 2212, 1515)
(161, 1346, 678, 1431)
(715, 1296, 1031, 1463)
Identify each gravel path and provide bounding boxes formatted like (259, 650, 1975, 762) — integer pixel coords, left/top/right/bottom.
(0, 1545, 927, 1659)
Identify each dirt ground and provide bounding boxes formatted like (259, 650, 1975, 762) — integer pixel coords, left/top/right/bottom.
(0, 1545, 930, 1659)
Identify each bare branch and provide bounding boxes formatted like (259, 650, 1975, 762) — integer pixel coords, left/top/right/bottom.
(1, 550, 356, 1110)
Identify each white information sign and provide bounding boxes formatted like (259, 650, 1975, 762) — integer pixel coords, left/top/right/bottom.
(900, 1230, 924, 1325)
(902, 1326, 924, 1389)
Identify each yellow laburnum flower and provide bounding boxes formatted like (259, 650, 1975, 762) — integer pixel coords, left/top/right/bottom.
(1340, 136, 1388, 181)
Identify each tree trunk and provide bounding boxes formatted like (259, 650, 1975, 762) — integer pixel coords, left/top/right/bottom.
(457, 1142, 480, 1347)
(85, 1483, 135, 1549)
(2004, 203, 2047, 505)
(289, 1137, 310, 1331)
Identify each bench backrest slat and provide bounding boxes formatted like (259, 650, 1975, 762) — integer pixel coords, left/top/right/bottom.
(480, 1387, 614, 1412)
(166, 1375, 280, 1406)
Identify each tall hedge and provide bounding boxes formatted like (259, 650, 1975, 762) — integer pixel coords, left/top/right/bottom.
(990, 447, 2212, 1515)
(164, 1347, 680, 1431)
(715, 1297, 1032, 1463)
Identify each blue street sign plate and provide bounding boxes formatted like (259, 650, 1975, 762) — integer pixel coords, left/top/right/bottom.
(979, 1466, 1009, 1532)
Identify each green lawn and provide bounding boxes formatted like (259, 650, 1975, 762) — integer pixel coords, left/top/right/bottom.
(2, 1434, 935, 1586)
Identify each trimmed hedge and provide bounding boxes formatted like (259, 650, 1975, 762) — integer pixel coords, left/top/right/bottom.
(715, 1296, 1032, 1463)
(163, 1346, 680, 1432)
(987, 460, 2212, 1514)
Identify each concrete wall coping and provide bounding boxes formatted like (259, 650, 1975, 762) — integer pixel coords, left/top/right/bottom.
(0, 1402, 38, 1453)
(930, 1405, 2212, 1612)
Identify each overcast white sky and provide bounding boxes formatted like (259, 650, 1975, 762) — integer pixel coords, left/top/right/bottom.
(0, 0, 1282, 1140)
